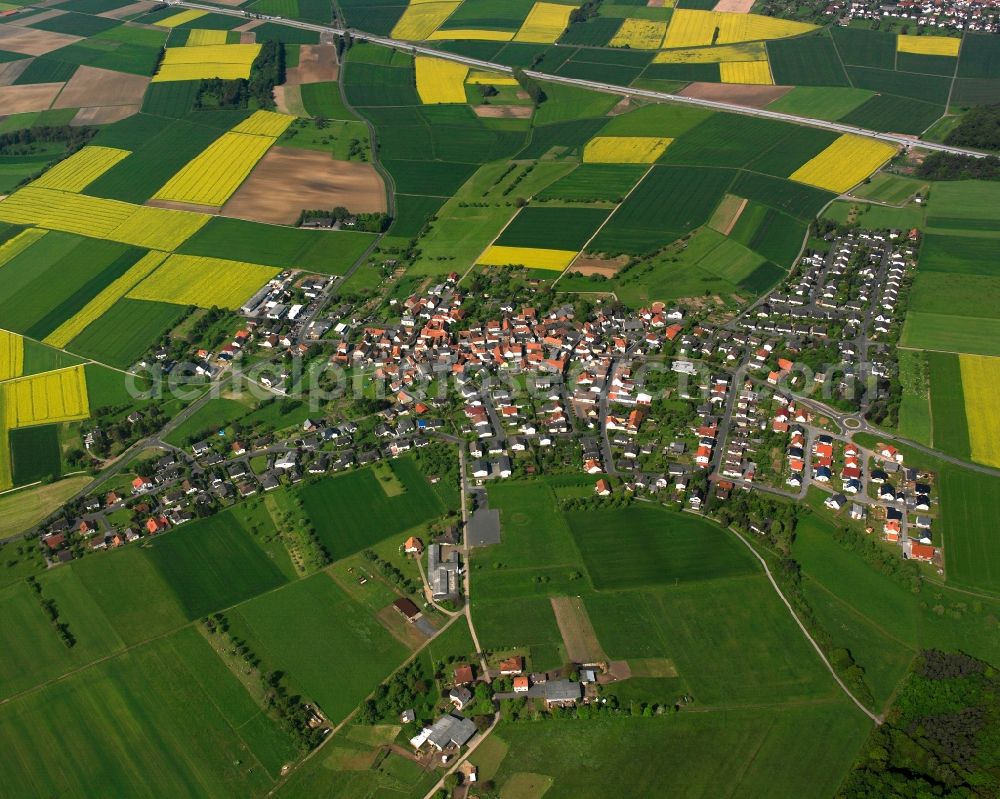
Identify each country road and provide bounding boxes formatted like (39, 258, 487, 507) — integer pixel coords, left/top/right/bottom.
(169, 0, 992, 158)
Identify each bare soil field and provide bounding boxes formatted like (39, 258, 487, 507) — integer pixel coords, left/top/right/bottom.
(0, 25, 81, 56)
(551, 596, 608, 664)
(474, 104, 533, 119)
(222, 146, 386, 225)
(567, 253, 629, 277)
(0, 59, 31, 87)
(679, 81, 792, 109)
(72, 103, 141, 125)
(0, 82, 63, 113)
(233, 19, 264, 32)
(713, 0, 755, 10)
(274, 84, 306, 116)
(608, 96, 639, 116)
(98, 2, 157, 19)
(53, 65, 149, 109)
(238, 30, 256, 44)
(285, 44, 338, 85)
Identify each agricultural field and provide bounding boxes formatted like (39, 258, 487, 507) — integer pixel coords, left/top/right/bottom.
(152, 42, 261, 82)
(297, 457, 447, 560)
(227, 572, 410, 724)
(583, 135, 671, 163)
(661, 10, 815, 48)
(127, 254, 279, 310)
(958, 354, 1000, 468)
(566, 505, 756, 590)
(484, 709, 868, 799)
(2, 365, 89, 428)
(0, 330, 24, 382)
(415, 54, 468, 103)
(789, 134, 896, 193)
(29, 145, 130, 192)
(153, 112, 293, 207)
(67, 298, 187, 368)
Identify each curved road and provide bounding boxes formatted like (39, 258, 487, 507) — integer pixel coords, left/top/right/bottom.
(169, 0, 991, 158)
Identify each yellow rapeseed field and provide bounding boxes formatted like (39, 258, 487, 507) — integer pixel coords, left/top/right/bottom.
(109, 205, 210, 250)
(513, 2, 574, 43)
(478, 245, 577, 271)
(4, 366, 89, 428)
(127, 254, 280, 309)
(153, 131, 275, 207)
(0, 330, 23, 382)
(233, 109, 295, 137)
(30, 146, 131, 192)
(897, 34, 960, 57)
(0, 187, 133, 238)
(44, 251, 170, 349)
(416, 56, 469, 104)
(610, 18, 668, 49)
(391, 0, 461, 40)
(584, 136, 672, 163)
(655, 42, 767, 63)
(156, 8, 206, 27)
(0, 228, 47, 269)
(152, 44, 262, 83)
(662, 9, 815, 48)
(186, 29, 229, 46)
(789, 134, 897, 193)
(466, 70, 518, 85)
(719, 60, 773, 84)
(0, 188, 209, 250)
(960, 354, 1000, 468)
(426, 28, 514, 41)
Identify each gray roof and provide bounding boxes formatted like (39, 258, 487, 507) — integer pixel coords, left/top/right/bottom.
(427, 714, 476, 749)
(543, 680, 581, 702)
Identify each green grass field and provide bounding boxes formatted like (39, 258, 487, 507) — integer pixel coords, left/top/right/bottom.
(142, 508, 292, 620)
(536, 164, 646, 202)
(766, 86, 874, 121)
(9, 424, 61, 485)
(496, 206, 609, 251)
(0, 567, 124, 700)
(0, 626, 296, 798)
(485, 705, 868, 798)
(566, 506, 756, 590)
(938, 466, 1000, 594)
(926, 351, 971, 460)
(299, 457, 446, 560)
(592, 165, 733, 255)
(68, 297, 188, 369)
(176, 216, 374, 275)
(228, 572, 409, 723)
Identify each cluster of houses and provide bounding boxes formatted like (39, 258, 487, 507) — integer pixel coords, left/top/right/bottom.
(828, 0, 1000, 33)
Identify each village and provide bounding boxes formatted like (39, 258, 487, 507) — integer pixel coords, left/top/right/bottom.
(31, 223, 941, 586)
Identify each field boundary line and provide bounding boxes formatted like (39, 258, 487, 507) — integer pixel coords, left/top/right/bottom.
(724, 525, 882, 725)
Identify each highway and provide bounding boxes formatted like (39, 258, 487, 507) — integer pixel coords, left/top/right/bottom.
(169, 0, 992, 158)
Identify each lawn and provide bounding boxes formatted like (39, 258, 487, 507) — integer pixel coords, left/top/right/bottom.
(163, 397, 254, 446)
(0, 627, 295, 798)
(228, 571, 410, 723)
(485, 706, 868, 798)
(566, 505, 756, 590)
(298, 457, 446, 560)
